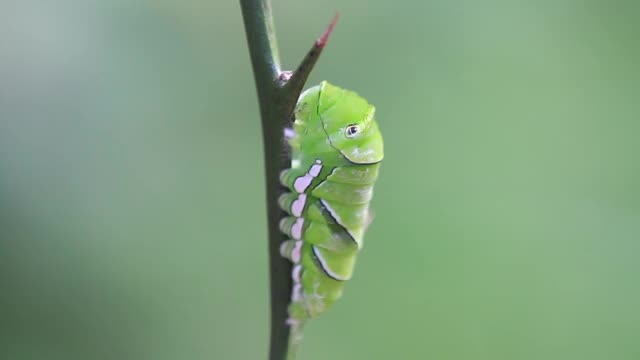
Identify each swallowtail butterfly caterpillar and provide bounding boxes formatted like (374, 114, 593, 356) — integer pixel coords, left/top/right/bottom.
(279, 81, 383, 339)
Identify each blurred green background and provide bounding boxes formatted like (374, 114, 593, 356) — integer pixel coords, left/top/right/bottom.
(2, 0, 639, 359)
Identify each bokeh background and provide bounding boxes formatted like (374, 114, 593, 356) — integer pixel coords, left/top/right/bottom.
(2, 0, 639, 359)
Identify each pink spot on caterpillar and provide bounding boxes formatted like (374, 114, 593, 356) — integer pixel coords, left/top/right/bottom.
(293, 161, 323, 193)
(294, 174, 313, 193)
(292, 284, 303, 302)
(291, 218, 304, 240)
(284, 128, 295, 139)
(309, 161, 323, 177)
(291, 194, 307, 217)
(291, 240, 303, 263)
(292, 264, 302, 283)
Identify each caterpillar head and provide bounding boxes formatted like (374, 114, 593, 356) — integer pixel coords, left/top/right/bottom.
(297, 81, 383, 164)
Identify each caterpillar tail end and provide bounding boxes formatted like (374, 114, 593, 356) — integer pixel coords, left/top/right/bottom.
(285, 318, 306, 360)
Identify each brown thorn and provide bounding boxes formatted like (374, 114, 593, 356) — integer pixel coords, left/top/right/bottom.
(317, 12, 340, 48)
(283, 12, 340, 100)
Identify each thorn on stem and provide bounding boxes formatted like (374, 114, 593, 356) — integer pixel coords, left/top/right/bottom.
(280, 12, 339, 118)
(317, 12, 340, 48)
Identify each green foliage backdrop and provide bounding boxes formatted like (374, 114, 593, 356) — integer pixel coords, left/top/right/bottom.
(1, 0, 639, 359)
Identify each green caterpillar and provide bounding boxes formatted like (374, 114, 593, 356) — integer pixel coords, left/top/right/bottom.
(279, 81, 383, 338)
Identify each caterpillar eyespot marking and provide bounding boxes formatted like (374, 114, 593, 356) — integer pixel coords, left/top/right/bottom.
(345, 124, 359, 137)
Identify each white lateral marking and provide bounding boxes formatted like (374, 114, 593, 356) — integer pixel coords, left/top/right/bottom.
(320, 199, 345, 226)
(312, 246, 348, 281)
(291, 218, 304, 240)
(309, 160, 323, 177)
(292, 284, 303, 302)
(291, 194, 307, 217)
(321, 199, 361, 246)
(291, 240, 303, 263)
(284, 128, 295, 139)
(293, 174, 314, 193)
(293, 160, 323, 193)
(292, 264, 302, 283)
(346, 228, 361, 248)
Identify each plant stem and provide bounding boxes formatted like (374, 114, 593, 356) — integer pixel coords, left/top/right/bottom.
(239, 1, 337, 359)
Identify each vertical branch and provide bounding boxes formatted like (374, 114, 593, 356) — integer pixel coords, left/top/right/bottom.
(240, 0, 280, 85)
(240, 2, 291, 359)
(239, 1, 338, 359)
